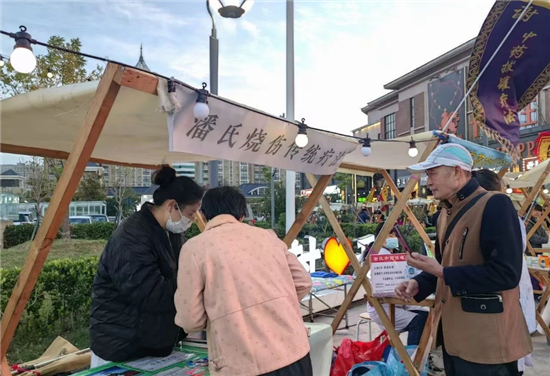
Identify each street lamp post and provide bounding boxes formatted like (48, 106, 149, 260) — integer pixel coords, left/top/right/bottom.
(285, 0, 295, 233)
(206, 0, 253, 188)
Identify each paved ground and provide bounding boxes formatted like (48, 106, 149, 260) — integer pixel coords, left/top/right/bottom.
(312, 301, 550, 376)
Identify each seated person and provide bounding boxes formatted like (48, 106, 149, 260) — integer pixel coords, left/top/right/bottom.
(365, 229, 428, 346)
(526, 204, 549, 250)
(175, 187, 313, 376)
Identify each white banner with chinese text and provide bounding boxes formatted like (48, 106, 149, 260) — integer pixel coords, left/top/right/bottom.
(168, 85, 359, 175)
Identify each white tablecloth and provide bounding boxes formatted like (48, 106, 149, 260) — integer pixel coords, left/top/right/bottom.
(305, 323, 333, 376)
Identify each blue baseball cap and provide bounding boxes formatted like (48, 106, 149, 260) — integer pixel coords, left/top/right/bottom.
(407, 143, 473, 172)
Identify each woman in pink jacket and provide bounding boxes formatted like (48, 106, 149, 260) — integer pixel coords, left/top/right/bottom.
(175, 186, 313, 376)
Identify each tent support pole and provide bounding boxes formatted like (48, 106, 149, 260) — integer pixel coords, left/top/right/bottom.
(0, 63, 123, 363)
(282, 175, 332, 248)
(381, 170, 435, 255)
(498, 167, 508, 179)
(195, 214, 207, 232)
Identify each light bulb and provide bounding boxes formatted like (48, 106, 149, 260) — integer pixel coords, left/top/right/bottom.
(361, 146, 372, 157)
(506, 187, 513, 194)
(408, 146, 419, 158)
(10, 47, 36, 73)
(193, 102, 210, 120)
(544, 189, 549, 194)
(47, 71, 54, 78)
(240, 0, 254, 12)
(295, 133, 309, 148)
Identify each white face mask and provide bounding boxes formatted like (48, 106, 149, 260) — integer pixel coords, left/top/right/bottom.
(166, 205, 193, 234)
(385, 237, 399, 250)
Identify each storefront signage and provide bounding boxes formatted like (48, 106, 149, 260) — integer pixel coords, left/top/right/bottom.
(523, 156, 540, 172)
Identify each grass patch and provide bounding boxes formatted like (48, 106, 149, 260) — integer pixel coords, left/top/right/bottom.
(7, 323, 90, 364)
(1, 239, 107, 269)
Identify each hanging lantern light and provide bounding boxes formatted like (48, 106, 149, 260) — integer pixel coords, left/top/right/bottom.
(9, 26, 37, 74)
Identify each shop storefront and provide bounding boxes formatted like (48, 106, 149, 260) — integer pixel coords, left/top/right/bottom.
(487, 123, 550, 172)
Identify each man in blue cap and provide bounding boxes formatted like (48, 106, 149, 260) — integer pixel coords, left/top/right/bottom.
(395, 143, 532, 376)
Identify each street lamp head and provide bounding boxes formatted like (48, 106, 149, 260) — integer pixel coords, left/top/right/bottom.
(214, 0, 254, 18)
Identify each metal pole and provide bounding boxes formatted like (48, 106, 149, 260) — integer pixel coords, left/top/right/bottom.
(271, 168, 276, 228)
(285, 0, 295, 232)
(208, 0, 219, 188)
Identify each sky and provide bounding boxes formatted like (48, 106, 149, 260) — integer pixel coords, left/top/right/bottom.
(0, 0, 495, 165)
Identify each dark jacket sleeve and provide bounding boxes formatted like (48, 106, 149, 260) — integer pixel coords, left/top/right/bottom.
(414, 272, 438, 302)
(527, 221, 549, 246)
(443, 195, 523, 296)
(109, 231, 176, 313)
(413, 210, 441, 301)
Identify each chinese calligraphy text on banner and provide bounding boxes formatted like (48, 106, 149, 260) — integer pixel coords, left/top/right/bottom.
(468, 0, 550, 161)
(169, 85, 359, 175)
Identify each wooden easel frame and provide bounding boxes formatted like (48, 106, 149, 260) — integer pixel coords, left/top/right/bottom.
(279, 140, 440, 376)
(516, 162, 550, 256)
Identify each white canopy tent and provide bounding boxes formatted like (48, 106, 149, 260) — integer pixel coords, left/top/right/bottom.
(504, 159, 550, 189)
(0, 64, 517, 376)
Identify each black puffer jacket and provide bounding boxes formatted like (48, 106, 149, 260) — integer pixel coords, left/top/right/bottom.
(90, 203, 186, 362)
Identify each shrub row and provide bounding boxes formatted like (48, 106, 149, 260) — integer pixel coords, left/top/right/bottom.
(3, 223, 116, 248)
(0, 257, 98, 337)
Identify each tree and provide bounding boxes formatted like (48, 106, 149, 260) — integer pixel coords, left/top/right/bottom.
(23, 158, 55, 240)
(74, 173, 106, 201)
(108, 167, 138, 223)
(334, 173, 353, 204)
(1, 35, 104, 238)
(24, 158, 55, 220)
(260, 168, 306, 229)
(1, 36, 103, 98)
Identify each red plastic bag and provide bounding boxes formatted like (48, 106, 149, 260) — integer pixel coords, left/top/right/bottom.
(330, 331, 390, 376)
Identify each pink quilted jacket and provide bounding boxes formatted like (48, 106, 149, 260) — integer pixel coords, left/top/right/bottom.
(175, 215, 312, 376)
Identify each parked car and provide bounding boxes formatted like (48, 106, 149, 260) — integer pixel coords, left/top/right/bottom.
(13, 212, 33, 226)
(69, 216, 93, 225)
(88, 214, 109, 223)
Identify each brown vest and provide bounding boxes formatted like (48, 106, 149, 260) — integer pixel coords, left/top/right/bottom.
(433, 187, 532, 364)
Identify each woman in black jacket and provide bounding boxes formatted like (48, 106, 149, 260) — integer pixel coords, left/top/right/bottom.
(90, 166, 203, 366)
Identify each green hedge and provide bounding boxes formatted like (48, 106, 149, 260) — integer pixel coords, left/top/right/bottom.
(3, 225, 39, 248)
(71, 222, 116, 240)
(0, 257, 98, 336)
(4, 222, 117, 248)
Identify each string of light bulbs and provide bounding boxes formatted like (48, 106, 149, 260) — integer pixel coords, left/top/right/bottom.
(2, 25, 425, 158)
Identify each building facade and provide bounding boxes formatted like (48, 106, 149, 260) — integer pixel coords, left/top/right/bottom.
(173, 163, 196, 179)
(360, 38, 550, 192)
(102, 165, 152, 188)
